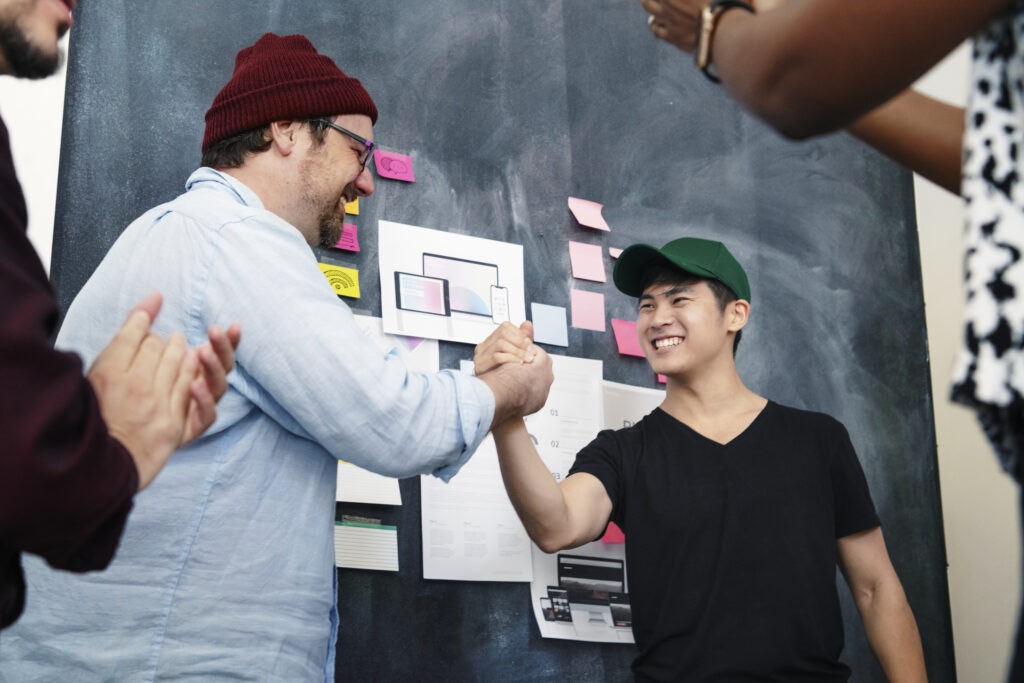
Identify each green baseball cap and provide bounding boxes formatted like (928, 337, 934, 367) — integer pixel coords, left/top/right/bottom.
(612, 237, 751, 302)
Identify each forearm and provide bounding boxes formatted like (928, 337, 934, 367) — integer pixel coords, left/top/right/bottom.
(848, 89, 964, 194)
(481, 365, 532, 430)
(709, 0, 1000, 139)
(492, 419, 576, 552)
(339, 367, 493, 480)
(856, 578, 928, 682)
(0, 366, 138, 568)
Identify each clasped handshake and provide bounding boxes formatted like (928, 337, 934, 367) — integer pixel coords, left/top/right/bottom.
(474, 321, 555, 430)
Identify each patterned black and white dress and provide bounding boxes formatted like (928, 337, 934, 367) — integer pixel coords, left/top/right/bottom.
(954, 2, 1024, 480)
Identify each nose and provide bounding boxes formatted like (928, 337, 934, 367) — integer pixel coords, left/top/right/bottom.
(651, 300, 674, 327)
(353, 165, 375, 197)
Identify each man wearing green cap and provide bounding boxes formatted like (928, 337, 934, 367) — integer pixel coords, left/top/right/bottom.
(479, 237, 927, 681)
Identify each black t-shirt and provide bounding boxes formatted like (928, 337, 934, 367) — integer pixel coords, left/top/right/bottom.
(568, 401, 880, 682)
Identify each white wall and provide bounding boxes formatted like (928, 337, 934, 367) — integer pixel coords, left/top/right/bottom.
(0, 50, 65, 273)
(2, 38, 1019, 682)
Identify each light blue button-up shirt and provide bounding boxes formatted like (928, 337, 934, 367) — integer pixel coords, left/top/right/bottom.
(1, 168, 494, 681)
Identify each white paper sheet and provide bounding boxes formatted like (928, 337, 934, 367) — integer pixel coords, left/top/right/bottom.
(601, 379, 665, 431)
(378, 220, 525, 345)
(334, 522, 399, 572)
(530, 540, 634, 644)
(336, 461, 403, 505)
(420, 434, 534, 581)
(528, 379, 664, 642)
(421, 355, 604, 582)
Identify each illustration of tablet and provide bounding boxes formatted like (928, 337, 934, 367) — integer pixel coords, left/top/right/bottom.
(422, 253, 498, 317)
(394, 271, 450, 316)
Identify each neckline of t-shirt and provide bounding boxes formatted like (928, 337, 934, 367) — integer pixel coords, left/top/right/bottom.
(652, 399, 774, 448)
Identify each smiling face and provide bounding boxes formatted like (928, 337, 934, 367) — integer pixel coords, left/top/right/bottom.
(637, 279, 744, 378)
(296, 114, 375, 248)
(0, 0, 74, 79)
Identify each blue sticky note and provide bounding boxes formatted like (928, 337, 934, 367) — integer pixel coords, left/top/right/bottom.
(531, 303, 569, 347)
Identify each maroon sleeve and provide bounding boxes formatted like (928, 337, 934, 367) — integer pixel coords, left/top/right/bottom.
(0, 119, 137, 574)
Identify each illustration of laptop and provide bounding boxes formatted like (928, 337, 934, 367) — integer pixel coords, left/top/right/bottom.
(556, 553, 625, 626)
(422, 253, 499, 318)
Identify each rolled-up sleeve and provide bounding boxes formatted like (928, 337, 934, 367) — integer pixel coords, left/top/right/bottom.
(197, 213, 494, 480)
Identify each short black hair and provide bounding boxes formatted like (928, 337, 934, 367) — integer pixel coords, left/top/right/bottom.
(639, 259, 743, 355)
(201, 119, 331, 170)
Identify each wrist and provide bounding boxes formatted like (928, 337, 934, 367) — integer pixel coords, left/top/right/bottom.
(695, 0, 756, 83)
(479, 365, 526, 429)
(492, 415, 527, 439)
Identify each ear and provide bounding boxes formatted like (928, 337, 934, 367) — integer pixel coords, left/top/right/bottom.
(268, 120, 302, 156)
(725, 299, 750, 333)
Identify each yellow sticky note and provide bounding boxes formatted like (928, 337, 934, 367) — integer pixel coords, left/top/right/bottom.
(345, 198, 359, 215)
(318, 263, 360, 299)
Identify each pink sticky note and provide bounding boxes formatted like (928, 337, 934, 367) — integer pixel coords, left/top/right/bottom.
(332, 223, 360, 252)
(374, 150, 415, 182)
(601, 521, 625, 544)
(569, 241, 606, 283)
(568, 196, 611, 231)
(609, 247, 623, 259)
(657, 374, 667, 384)
(570, 289, 605, 332)
(610, 319, 645, 358)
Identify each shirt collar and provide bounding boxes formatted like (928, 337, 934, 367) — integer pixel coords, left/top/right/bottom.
(186, 167, 266, 210)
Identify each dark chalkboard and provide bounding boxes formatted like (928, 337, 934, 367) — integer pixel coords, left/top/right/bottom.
(52, 2, 955, 681)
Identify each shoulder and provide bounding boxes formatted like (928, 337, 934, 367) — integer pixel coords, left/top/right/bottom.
(163, 188, 264, 234)
(149, 169, 294, 244)
(765, 400, 846, 435)
(583, 410, 665, 459)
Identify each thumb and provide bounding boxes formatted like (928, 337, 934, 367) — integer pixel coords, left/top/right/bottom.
(519, 320, 534, 342)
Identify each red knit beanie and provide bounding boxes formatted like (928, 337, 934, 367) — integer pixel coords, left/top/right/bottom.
(202, 33, 378, 152)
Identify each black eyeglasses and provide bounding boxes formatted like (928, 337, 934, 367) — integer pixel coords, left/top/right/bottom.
(314, 119, 374, 171)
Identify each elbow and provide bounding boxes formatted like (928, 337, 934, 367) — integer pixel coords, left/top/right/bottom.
(533, 533, 568, 555)
(762, 110, 827, 142)
(532, 526, 595, 554)
(530, 526, 578, 554)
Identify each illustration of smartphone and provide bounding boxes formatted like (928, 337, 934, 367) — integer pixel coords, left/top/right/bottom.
(609, 592, 632, 628)
(547, 586, 572, 622)
(539, 597, 555, 622)
(394, 271, 450, 316)
(490, 285, 509, 324)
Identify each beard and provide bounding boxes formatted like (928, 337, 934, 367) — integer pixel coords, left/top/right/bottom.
(314, 182, 357, 249)
(0, 13, 64, 79)
(316, 207, 345, 249)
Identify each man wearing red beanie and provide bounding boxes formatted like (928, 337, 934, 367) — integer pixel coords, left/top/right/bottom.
(0, 0, 239, 634)
(5, 32, 552, 681)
